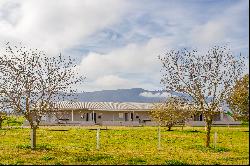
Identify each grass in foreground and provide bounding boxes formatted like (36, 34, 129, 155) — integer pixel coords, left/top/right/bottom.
(0, 126, 249, 165)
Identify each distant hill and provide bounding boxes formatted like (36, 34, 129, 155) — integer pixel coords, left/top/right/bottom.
(71, 88, 191, 103)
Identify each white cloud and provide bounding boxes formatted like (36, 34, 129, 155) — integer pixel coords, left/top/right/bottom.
(78, 37, 171, 91)
(79, 37, 169, 78)
(0, 0, 129, 54)
(139, 92, 173, 98)
(78, 0, 249, 91)
(0, 0, 248, 92)
(191, 22, 226, 46)
(93, 75, 138, 90)
(79, 74, 156, 92)
(190, 0, 249, 48)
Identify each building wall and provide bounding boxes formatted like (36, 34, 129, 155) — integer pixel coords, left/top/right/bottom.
(71, 110, 152, 123)
(42, 110, 153, 124)
(40, 109, 240, 126)
(192, 112, 224, 121)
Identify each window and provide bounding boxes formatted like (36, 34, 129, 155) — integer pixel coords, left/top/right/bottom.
(119, 113, 123, 118)
(86, 113, 89, 121)
(98, 113, 102, 119)
(125, 113, 128, 121)
(199, 114, 203, 121)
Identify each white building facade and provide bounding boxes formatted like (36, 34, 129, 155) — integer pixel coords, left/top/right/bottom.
(24, 101, 241, 127)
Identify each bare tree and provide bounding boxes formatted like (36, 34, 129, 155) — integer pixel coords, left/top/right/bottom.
(0, 43, 85, 149)
(151, 97, 195, 131)
(159, 45, 244, 147)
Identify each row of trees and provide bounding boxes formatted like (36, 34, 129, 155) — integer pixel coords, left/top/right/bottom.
(0, 43, 248, 149)
(151, 74, 249, 132)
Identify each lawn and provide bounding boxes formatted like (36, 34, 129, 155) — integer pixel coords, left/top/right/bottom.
(0, 125, 249, 165)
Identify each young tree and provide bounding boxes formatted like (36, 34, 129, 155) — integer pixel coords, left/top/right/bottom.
(151, 97, 194, 131)
(159, 46, 244, 147)
(227, 74, 249, 121)
(0, 43, 85, 149)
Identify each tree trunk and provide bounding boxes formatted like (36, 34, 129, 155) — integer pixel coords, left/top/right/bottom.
(31, 126, 37, 149)
(0, 116, 3, 129)
(167, 126, 172, 131)
(205, 120, 212, 147)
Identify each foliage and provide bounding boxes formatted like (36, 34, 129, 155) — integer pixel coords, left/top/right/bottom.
(2, 115, 25, 127)
(0, 126, 248, 165)
(0, 114, 25, 129)
(227, 74, 249, 121)
(151, 97, 195, 130)
(159, 45, 244, 147)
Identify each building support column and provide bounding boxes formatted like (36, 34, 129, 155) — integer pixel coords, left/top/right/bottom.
(132, 110, 135, 121)
(220, 111, 224, 121)
(71, 110, 74, 121)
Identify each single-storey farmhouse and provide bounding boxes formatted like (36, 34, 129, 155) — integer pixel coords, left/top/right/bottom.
(24, 101, 241, 126)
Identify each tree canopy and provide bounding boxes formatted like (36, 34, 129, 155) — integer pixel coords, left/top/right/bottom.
(159, 45, 244, 147)
(227, 74, 249, 121)
(151, 97, 194, 131)
(0, 43, 85, 148)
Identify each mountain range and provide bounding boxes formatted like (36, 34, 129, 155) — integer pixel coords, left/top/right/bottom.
(72, 88, 191, 103)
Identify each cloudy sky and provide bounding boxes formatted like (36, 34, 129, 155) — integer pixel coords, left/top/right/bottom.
(0, 0, 249, 92)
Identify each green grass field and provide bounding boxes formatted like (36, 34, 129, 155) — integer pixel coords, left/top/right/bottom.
(0, 124, 249, 165)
